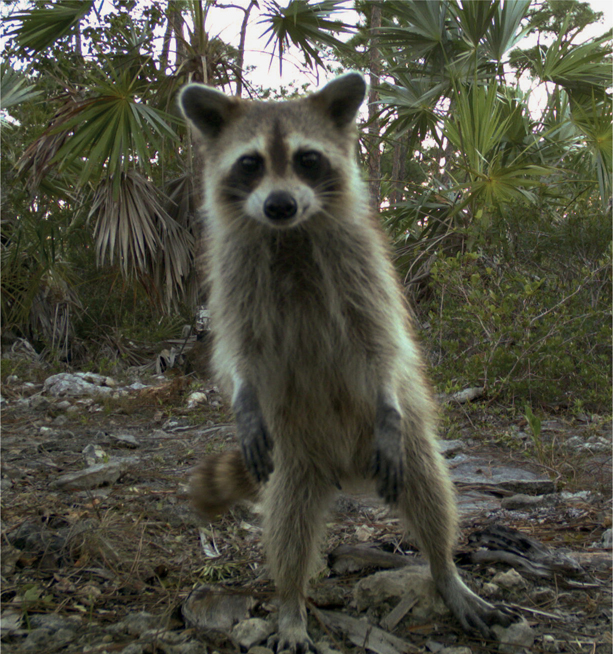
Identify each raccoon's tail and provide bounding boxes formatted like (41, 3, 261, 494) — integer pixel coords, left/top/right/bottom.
(189, 450, 259, 520)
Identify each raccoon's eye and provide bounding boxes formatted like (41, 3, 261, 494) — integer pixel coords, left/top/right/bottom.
(296, 151, 321, 171)
(239, 155, 264, 175)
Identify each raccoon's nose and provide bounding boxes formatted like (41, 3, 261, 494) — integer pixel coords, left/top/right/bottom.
(264, 191, 298, 222)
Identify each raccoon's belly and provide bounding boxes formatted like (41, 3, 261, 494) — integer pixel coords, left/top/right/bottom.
(253, 333, 377, 475)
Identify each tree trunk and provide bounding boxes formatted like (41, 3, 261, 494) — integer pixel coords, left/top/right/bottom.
(160, 4, 174, 74)
(170, 2, 187, 75)
(235, 0, 258, 97)
(367, 4, 382, 210)
(390, 134, 408, 208)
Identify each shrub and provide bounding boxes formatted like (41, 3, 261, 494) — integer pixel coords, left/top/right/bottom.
(420, 248, 611, 411)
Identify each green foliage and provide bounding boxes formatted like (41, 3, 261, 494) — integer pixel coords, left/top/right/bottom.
(0, 61, 41, 112)
(259, 0, 354, 72)
(73, 259, 189, 344)
(421, 221, 611, 410)
(6, 0, 94, 54)
(523, 403, 544, 462)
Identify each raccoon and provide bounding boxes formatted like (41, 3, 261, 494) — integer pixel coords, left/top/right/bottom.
(179, 73, 512, 651)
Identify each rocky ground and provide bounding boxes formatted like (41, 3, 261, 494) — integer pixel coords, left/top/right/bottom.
(0, 365, 611, 654)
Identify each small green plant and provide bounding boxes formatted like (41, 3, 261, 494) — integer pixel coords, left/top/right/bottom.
(196, 561, 245, 582)
(524, 403, 544, 463)
(18, 584, 54, 612)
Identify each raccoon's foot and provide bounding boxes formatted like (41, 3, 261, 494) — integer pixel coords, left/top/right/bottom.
(267, 629, 316, 654)
(436, 571, 516, 638)
(233, 381, 274, 483)
(267, 600, 317, 654)
(372, 393, 403, 503)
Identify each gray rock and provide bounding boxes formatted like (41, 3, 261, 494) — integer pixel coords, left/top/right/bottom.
(83, 443, 108, 466)
(39, 426, 60, 437)
(542, 634, 558, 652)
(0, 610, 22, 635)
(30, 395, 50, 410)
(50, 457, 137, 490)
(450, 458, 555, 494)
(501, 494, 553, 510)
(186, 391, 208, 409)
(491, 569, 527, 589)
(601, 528, 612, 548)
(354, 566, 448, 622)
(438, 440, 466, 457)
(449, 387, 484, 403)
(441, 648, 473, 654)
(111, 432, 140, 448)
(493, 619, 535, 653)
(21, 628, 52, 651)
(248, 647, 275, 654)
(21, 627, 75, 651)
(182, 585, 256, 632)
(457, 490, 501, 517)
(43, 372, 116, 397)
(232, 618, 273, 648)
(29, 613, 77, 632)
(110, 612, 161, 636)
(481, 582, 500, 598)
(529, 587, 556, 603)
(559, 490, 602, 504)
(126, 381, 148, 391)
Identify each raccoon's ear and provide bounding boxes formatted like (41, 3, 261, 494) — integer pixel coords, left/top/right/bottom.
(311, 72, 366, 129)
(179, 84, 241, 139)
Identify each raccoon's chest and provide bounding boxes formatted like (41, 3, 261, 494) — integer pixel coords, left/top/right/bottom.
(217, 227, 376, 367)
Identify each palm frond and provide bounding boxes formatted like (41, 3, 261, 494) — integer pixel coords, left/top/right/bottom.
(377, 0, 449, 62)
(88, 171, 194, 308)
(532, 21, 612, 93)
(6, 0, 94, 54)
(258, 0, 354, 72)
(484, 0, 531, 62)
(0, 62, 41, 112)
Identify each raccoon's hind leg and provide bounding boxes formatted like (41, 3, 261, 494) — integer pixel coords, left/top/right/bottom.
(263, 463, 334, 653)
(373, 393, 514, 638)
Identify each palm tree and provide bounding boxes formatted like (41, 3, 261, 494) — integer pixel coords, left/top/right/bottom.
(3, 0, 610, 333)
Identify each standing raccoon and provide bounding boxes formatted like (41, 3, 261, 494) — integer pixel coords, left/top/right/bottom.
(179, 73, 511, 651)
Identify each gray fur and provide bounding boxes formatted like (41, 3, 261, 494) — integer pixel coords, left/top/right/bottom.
(180, 73, 513, 651)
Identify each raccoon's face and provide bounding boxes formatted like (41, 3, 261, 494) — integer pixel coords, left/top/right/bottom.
(179, 74, 366, 229)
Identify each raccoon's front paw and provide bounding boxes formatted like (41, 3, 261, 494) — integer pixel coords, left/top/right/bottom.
(372, 399, 404, 504)
(372, 441, 404, 504)
(237, 411, 274, 483)
(233, 382, 274, 483)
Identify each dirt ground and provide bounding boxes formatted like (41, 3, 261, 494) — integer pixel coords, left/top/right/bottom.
(0, 369, 611, 654)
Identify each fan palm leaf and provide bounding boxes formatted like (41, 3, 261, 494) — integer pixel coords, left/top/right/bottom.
(0, 62, 41, 113)
(6, 0, 94, 54)
(88, 171, 194, 307)
(259, 0, 354, 72)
